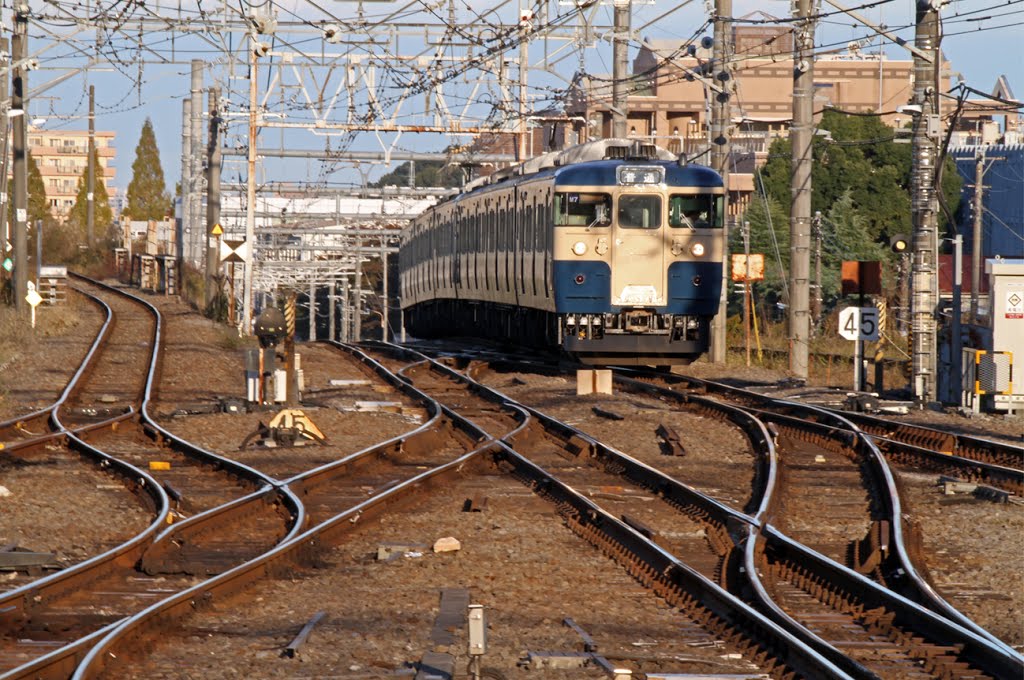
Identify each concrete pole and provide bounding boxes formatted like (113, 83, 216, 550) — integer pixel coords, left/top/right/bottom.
(951, 234, 963, 404)
(11, 8, 28, 311)
(970, 148, 984, 322)
(328, 279, 336, 341)
(341, 276, 350, 342)
(611, 0, 631, 139)
(179, 98, 192, 278)
(708, 0, 732, 364)
(205, 87, 222, 308)
(87, 85, 95, 247)
(812, 211, 823, 330)
(788, 0, 814, 380)
(309, 279, 317, 341)
(910, 2, 941, 403)
(354, 240, 363, 341)
(242, 49, 258, 334)
(743, 221, 750, 367)
(0, 37, 9, 293)
(381, 239, 390, 341)
(190, 60, 204, 266)
(518, 22, 529, 160)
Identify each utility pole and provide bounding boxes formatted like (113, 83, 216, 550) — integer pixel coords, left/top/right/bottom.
(742, 220, 750, 367)
(909, 2, 941, 404)
(205, 86, 222, 308)
(970, 147, 984, 322)
(341, 276, 350, 342)
(611, 0, 631, 138)
(242, 46, 259, 333)
(179, 98, 191, 277)
(788, 0, 815, 380)
(11, 5, 28, 312)
(708, 0, 732, 364)
(354, 238, 363, 341)
(309, 280, 317, 341)
(190, 59, 204, 266)
(518, 13, 529, 161)
(381, 238, 390, 342)
(87, 85, 95, 247)
(328, 279, 336, 341)
(0, 37, 9, 294)
(812, 210, 823, 331)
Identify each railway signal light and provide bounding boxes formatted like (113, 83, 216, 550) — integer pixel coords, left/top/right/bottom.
(2, 257, 11, 272)
(890, 234, 909, 253)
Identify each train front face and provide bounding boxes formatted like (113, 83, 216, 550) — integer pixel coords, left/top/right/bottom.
(551, 160, 725, 366)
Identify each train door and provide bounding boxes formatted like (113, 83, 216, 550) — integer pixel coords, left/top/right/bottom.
(610, 193, 665, 307)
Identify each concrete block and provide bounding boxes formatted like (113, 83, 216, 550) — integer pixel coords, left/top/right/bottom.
(433, 536, 461, 553)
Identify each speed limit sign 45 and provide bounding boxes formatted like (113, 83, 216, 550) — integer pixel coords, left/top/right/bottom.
(838, 306, 879, 342)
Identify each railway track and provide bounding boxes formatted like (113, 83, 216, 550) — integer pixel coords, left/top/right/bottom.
(2, 311, 1018, 677)
(0, 277, 304, 678)
(364, 342, 1024, 679)
(632, 370, 1024, 495)
(405, 345, 1023, 677)
(74, 339, 844, 678)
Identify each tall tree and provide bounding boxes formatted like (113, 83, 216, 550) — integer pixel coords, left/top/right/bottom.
(123, 118, 171, 220)
(371, 160, 462, 188)
(756, 110, 960, 243)
(66, 148, 113, 239)
(8, 152, 50, 224)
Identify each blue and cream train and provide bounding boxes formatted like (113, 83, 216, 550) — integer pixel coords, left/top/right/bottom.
(398, 140, 725, 366)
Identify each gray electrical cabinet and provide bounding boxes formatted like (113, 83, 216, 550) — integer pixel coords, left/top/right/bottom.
(983, 259, 1024, 413)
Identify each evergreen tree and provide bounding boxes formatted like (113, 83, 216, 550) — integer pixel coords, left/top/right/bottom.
(8, 152, 51, 225)
(66, 148, 114, 240)
(371, 160, 462, 188)
(731, 186, 790, 304)
(818, 191, 890, 302)
(123, 118, 171, 220)
(755, 110, 960, 243)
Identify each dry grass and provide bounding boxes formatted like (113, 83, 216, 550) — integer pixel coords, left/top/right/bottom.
(0, 300, 82, 391)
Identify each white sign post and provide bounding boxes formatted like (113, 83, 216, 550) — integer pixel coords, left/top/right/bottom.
(838, 305, 879, 391)
(25, 281, 42, 329)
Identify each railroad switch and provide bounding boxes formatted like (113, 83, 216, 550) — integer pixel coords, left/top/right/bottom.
(239, 408, 328, 449)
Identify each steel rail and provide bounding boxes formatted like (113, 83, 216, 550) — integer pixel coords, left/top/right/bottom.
(630, 370, 1024, 491)
(72, 341, 499, 679)
(0, 287, 111, 444)
(0, 276, 303, 679)
(365, 341, 856, 680)
(417, 351, 1023, 675)
(615, 368, 1023, 665)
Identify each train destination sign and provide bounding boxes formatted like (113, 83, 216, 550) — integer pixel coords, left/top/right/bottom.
(617, 165, 664, 185)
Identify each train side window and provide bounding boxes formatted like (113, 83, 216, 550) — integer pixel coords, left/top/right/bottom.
(554, 192, 611, 227)
(618, 195, 662, 229)
(668, 194, 721, 229)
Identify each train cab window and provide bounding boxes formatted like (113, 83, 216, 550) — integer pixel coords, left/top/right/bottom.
(617, 194, 662, 229)
(669, 194, 723, 229)
(554, 192, 611, 227)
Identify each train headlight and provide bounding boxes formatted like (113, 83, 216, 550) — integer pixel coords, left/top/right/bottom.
(689, 242, 705, 257)
(572, 241, 587, 256)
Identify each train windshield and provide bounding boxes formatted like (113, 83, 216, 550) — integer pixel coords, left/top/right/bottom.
(617, 195, 662, 229)
(554, 192, 612, 227)
(668, 194, 723, 229)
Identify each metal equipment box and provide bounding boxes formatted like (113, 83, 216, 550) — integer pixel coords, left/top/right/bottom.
(984, 259, 1024, 413)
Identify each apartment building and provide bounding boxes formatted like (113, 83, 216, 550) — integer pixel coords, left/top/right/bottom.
(27, 126, 117, 219)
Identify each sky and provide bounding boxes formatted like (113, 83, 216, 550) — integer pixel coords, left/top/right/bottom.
(13, 0, 1024, 199)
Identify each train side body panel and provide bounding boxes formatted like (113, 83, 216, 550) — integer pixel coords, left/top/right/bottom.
(399, 142, 725, 365)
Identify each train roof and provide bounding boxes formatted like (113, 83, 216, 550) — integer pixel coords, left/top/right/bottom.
(459, 139, 722, 196)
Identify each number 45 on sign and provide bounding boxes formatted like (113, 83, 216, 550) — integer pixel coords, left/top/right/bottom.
(838, 306, 879, 342)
